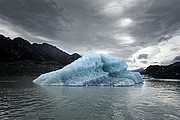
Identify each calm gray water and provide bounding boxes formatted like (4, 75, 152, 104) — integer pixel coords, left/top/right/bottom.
(0, 77, 180, 120)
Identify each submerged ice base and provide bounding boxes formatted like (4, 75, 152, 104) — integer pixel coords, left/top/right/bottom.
(33, 53, 143, 86)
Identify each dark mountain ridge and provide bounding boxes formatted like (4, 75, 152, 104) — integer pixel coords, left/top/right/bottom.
(0, 34, 81, 76)
(0, 34, 81, 65)
(141, 62, 180, 79)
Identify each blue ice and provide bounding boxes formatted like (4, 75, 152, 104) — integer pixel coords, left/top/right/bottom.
(33, 53, 143, 86)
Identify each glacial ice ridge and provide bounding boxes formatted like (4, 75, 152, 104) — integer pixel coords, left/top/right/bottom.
(33, 53, 143, 86)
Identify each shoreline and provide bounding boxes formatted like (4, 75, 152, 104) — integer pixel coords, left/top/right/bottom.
(0, 61, 63, 77)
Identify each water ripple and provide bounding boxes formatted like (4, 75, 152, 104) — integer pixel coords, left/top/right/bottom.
(0, 77, 180, 120)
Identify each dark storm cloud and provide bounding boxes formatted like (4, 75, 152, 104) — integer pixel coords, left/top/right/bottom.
(0, 0, 180, 68)
(0, 0, 72, 39)
(173, 55, 180, 61)
(140, 61, 147, 64)
(137, 54, 148, 59)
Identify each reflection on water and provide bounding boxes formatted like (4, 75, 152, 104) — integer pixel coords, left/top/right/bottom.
(0, 77, 180, 120)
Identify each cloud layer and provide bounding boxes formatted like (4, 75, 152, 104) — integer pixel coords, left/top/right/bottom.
(0, 0, 180, 69)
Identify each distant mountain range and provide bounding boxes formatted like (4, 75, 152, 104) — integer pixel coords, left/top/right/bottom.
(0, 34, 81, 65)
(141, 62, 180, 79)
(129, 67, 144, 72)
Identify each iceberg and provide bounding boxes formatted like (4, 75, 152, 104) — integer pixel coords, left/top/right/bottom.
(33, 53, 143, 86)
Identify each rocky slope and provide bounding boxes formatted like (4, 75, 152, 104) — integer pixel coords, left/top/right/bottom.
(141, 62, 180, 79)
(0, 34, 81, 65)
(0, 34, 81, 76)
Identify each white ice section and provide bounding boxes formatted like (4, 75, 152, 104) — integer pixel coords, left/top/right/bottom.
(33, 53, 143, 86)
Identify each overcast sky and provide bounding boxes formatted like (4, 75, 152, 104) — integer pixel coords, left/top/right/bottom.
(0, 0, 180, 69)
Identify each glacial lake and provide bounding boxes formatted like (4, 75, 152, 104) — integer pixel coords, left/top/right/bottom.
(0, 77, 180, 120)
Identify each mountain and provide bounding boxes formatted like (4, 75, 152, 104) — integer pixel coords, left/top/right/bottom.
(141, 62, 180, 79)
(0, 34, 81, 76)
(129, 67, 144, 72)
(0, 34, 81, 65)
